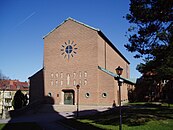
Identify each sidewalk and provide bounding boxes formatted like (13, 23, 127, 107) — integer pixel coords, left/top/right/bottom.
(0, 105, 110, 130)
(0, 112, 71, 130)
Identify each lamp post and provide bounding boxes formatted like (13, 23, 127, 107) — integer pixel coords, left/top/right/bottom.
(76, 84, 80, 118)
(115, 66, 123, 130)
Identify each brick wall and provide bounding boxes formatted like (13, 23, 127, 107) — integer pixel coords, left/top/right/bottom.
(29, 69, 44, 103)
(42, 18, 130, 105)
(97, 33, 129, 105)
(44, 19, 99, 105)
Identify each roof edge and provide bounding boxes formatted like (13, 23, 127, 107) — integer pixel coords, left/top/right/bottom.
(28, 68, 44, 79)
(98, 66, 136, 85)
(42, 19, 67, 39)
(97, 31, 130, 64)
(67, 17, 100, 31)
(43, 17, 100, 39)
(42, 17, 130, 64)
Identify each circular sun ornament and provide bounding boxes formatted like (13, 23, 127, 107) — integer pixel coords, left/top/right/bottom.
(61, 40, 78, 59)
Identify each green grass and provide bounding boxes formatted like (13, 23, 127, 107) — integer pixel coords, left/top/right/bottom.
(79, 119, 173, 130)
(62, 102, 173, 130)
(0, 124, 5, 130)
(0, 122, 42, 130)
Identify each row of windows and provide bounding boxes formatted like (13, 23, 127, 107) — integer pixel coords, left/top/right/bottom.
(50, 79, 88, 86)
(85, 93, 107, 98)
(47, 92, 107, 98)
(50, 71, 88, 79)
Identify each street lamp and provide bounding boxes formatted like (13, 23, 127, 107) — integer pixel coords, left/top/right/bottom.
(115, 66, 123, 130)
(76, 84, 80, 118)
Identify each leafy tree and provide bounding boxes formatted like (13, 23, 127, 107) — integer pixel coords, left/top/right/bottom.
(13, 90, 25, 109)
(125, 0, 173, 102)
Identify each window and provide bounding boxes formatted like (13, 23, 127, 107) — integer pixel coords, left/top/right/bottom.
(55, 80, 58, 86)
(17, 86, 20, 89)
(60, 80, 63, 86)
(48, 92, 52, 97)
(84, 79, 87, 85)
(56, 73, 59, 78)
(67, 74, 70, 85)
(85, 93, 90, 98)
(60, 72, 63, 78)
(102, 93, 107, 98)
(84, 71, 87, 78)
(79, 71, 82, 78)
(4, 92, 11, 98)
(6, 86, 10, 89)
(51, 80, 54, 86)
(73, 72, 76, 78)
(73, 80, 76, 86)
(51, 73, 54, 78)
(65, 45, 73, 54)
(79, 79, 82, 85)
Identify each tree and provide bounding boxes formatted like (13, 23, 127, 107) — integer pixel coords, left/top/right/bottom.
(125, 0, 173, 102)
(0, 70, 9, 80)
(13, 90, 25, 110)
(125, 0, 173, 58)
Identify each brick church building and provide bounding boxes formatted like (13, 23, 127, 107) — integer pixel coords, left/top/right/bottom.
(29, 18, 135, 106)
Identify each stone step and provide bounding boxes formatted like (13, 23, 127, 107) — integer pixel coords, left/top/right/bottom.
(38, 104, 111, 113)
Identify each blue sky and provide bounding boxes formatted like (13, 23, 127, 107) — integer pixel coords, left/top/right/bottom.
(0, 0, 142, 81)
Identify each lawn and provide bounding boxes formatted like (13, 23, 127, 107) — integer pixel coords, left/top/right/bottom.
(0, 122, 42, 130)
(62, 102, 173, 130)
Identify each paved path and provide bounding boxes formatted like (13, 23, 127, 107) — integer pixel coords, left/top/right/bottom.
(0, 112, 72, 130)
(0, 105, 110, 130)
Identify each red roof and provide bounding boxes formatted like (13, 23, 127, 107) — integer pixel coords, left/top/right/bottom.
(0, 80, 29, 91)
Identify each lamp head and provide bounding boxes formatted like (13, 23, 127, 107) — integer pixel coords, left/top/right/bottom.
(76, 84, 80, 89)
(115, 66, 123, 76)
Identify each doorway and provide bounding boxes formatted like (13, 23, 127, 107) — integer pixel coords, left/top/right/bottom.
(63, 90, 74, 105)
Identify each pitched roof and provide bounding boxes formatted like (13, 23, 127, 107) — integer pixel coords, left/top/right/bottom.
(43, 17, 130, 64)
(28, 68, 44, 79)
(43, 17, 99, 39)
(0, 80, 29, 91)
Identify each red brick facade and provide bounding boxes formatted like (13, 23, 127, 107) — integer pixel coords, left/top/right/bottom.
(29, 18, 134, 106)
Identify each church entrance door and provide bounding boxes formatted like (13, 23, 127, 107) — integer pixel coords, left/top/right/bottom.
(63, 90, 74, 105)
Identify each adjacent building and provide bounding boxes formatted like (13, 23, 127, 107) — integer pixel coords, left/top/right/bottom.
(0, 79, 29, 112)
(29, 18, 135, 106)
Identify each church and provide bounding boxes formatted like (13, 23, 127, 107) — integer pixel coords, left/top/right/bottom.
(29, 18, 135, 106)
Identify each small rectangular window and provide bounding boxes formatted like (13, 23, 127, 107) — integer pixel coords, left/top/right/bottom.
(79, 71, 82, 78)
(51, 80, 54, 86)
(73, 80, 76, 86)
(79, 79, 82, 85)
(60, 80, 63, 86)
(73, 72, 76, 78)
(84, 79, 87, 85)
(60, 72, 63, 78)
(55, 80, 58, 86)
(51, 73, 54, 78)
(56, 73, 59, 78)
(67, 74, 70, 85)
(84, 71, 87, 78)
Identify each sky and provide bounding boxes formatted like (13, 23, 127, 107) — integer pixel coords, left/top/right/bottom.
(0, 0, 142, 82)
